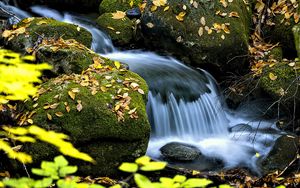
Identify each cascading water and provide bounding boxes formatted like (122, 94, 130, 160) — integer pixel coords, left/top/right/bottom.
(3, 4, 282, 173)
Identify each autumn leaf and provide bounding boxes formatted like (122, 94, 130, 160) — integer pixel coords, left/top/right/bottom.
(36, 20, 47, 25)
(146, 22, 154, 28)
(200, 17, 206, 26)
(111, 11, 126, 19)
(47, 113, 52, 120)
(164, 6, 170, 11)
(68, 91, 76, 100)
(153, 0, 167, 6)
(76, 100, 83, 112)
(138, 88, 145, 94)
(55, 112, 64, 117)
(114, 61, 121, 69)
(269, 72, 277, 80)
(176, 12, 186, 22)
(198, 27, 204, 37)
(229, 12, 239, 18)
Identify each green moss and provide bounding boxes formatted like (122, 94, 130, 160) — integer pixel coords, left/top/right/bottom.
(259, 62, 300, 108)
(18, 58, 150, 175)
(6, 18, 92, 52)
(268, 47, 283, 61)
(293, 24, 300, 58)
(99, 0, 142, 14)
(140, 0, 251, 73)
(96, 13, 133, 45)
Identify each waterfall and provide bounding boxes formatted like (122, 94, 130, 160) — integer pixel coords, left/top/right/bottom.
(2, 5, 281, 172)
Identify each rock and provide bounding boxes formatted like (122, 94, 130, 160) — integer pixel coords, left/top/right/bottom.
(139, 0, 251, 75)
(99, 0, 142, 15)
(16, 55, 150, 176)
(35, 38, 95, 76)
(229, 124, 252, 133)
(14, 0, 102, 13)
(126, 7, 142, 19)
(293, 24, 300, 58)
(262, 3, 299, 58)
(96, 13, 133, 46)
(259, 62, 300, 117)
(160, 142, 201, 161)
(3, 17, 92, 53)
(259, 135, 299, 175)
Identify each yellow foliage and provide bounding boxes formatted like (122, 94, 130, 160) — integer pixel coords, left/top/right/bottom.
(0, 49, 51, 104)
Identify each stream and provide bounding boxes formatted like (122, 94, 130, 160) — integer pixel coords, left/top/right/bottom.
(1, 3, 285, 175)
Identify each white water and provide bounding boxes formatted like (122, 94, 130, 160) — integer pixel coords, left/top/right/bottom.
(4, 5, 282, 173)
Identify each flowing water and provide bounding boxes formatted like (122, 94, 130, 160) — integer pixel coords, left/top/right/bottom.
(3, 4, 283, 173)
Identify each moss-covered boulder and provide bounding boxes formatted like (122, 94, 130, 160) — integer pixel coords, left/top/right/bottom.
(15, 0, 102, 12)
(139, 0, 251, 74)
(259, 135, 299, 175)
(293, 24, 300, 58)
(96, 13, 134, 46)
(262, 0, 299, 57)
(35, 38, 95, 76)
(259, 62, 300, 112)
(17, 56, 150, 176)
(99, 0, 142, 14)
(2, 17, 92, 53)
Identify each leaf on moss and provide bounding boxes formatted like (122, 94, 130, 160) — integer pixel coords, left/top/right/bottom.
(111, 11, 126, 19)
(269, 72, 277, 80)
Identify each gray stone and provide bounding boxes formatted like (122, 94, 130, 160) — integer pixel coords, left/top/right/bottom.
(160, 142, 201, 161)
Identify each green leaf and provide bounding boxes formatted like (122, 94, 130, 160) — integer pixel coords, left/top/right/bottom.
(33, 178, 53, 188)
(140, 162, 167, 171)
(109, 184, 122, 188)
(59, 166, 78, 177)
(181, 178, 212, 188)
(54, 155, 69, 167)
(119, 162, 138, 173)
(90, 184, 106, 188)
(41, 161, 58, 171)
(159, 177, 174, 186)
(31, 168, 51, 177)
(135, 156, 151, 166)
(134, 173, 155, 188)
(3, 177, 35, 187)
(219, 185, 233, 188)
(173, 175, 187, 183)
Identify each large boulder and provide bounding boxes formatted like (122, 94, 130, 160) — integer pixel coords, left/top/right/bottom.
(262, 0, 300, 58)
(16, 56, 150, 176)
(14, 0, 102, 12)
(139, 0, 251, 74)
(2, 17, 92, 53)
(99, 0, 142, 15)
(160, 142, 201, 161)
(259, 135, 299, 175)
(96, 13, 134, 46)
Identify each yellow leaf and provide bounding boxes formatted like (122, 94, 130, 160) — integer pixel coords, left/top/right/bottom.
(100, 86, 107, 92)
(27, 119, 33, 124)
(220, 0, 228, 8)
(269, 72, 277, 80)
(229, 11, 239, 18)
(153, 0, 167, 6)
(68, 91, 76, 100)
(151, 5, 158, 12)
(138, 88, 145, 94)
(2, 30, 13, 38)
(221, 34, 225, 40)
(115, 104, 121, 111)
(164, 6, 170, 11)
(114, 61, 121, 69)
(47, 113, 52, 120)
(55, 112, 64, 117)
(129, 0, 134, 7)
(36, 20, 48, 25)
(111, 11, 126, 19)
(200, 17, 206, 26)
(176, 12, 186, 22)
(198, 27, 204, 37)
(77, 26, 81, 32)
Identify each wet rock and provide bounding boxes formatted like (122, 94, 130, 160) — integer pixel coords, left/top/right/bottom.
(229, 124, 252, 133)
(139, 0, 251, 75)
(259, 135, 299, 175)
(96, 13, 133, 46)
(160, 142, 201, 161)
(3, 17, 92, 53)
(126, 7, 142, 19)
(99, 0, 142, 15)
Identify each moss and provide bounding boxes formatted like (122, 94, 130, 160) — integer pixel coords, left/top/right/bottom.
(268, 47, 283, 61)
(99, 0, 142, 14)
(17, 57, 150, 175)
(96, 13, 133, 45)
(5, 18, 92, 53)
(259, 62, 300, 109)
(293, 24, 300, 58)
(140, 0, 251, 74)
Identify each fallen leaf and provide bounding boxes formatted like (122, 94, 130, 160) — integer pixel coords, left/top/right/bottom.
(36, 20, 48, 25)
(146, 22, 154, 28)
(114, 61, 121, 69)
(229, 11, 240, 18)
(68, 91, 76, 100)
(152, 0, 167, 6)
(27, 119, 33, 124)
(164, 6, 170, 11)
(221, 34, 225, 40)
(151, 5, 158, 12)
(76, 101, 83, 112)
(138, 88, 145, 94)
(111, 11, 126, 19)
(198, 27, 204, 37)
(269, 72, 277, 80)
(200, 17, 206, 26)
(55, 112, 64, 117)
(176, 12, 186, 22)
(47, 113, 52, 120)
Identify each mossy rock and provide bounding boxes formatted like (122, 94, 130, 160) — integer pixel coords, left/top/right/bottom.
(3, 17, 92, 53)
(96, 13, 133, 46)
(17, 58, 150, 176)
(259, 61, 300, 115)
(35, 38, 96, 76)
(99, 0, 142, 14)
(293, 24, 300, 58)
(262, 2, 300, 58)
(139, 0, 251, 74)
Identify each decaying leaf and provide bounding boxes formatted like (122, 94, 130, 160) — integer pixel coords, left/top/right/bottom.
(229, 11, 239, 18)
(200, 17, 206, 26)
(68, 91, 76, 100)
(76, 100, 83, 112)
(198, 27, 204, 37)
(152, 0, 167, 6)
(146, 22, 155, 28)
(47, 113, 52, 120)
(137, 88, 145, 94)
(111, 11, 126, 19)
(269, 72, 277, 80)
(55, 112, 63, 117)
(176, 12, 186, 22)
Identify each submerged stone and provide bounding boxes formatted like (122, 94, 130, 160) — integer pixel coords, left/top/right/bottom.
(126, 7, 142, 19)
(160, 142, 201, 161)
